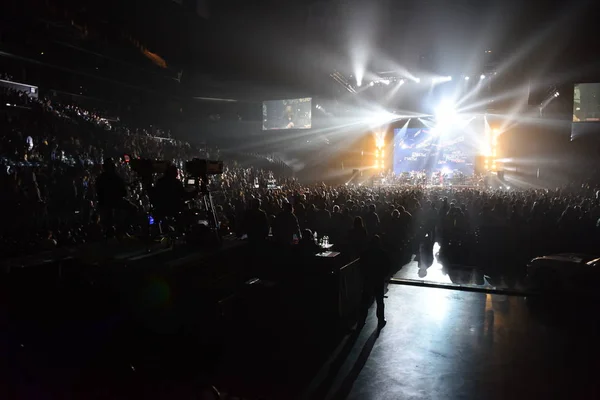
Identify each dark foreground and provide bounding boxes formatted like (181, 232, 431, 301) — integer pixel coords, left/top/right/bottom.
(4, 247, 600, 399)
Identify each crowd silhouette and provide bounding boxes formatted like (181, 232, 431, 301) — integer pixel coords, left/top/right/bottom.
(2, 84, 600, 278)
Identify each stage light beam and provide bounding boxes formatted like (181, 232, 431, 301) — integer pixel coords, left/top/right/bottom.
(434, 100, 457, 123)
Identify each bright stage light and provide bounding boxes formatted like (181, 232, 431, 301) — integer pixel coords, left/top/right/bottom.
(554, 91, 559, 97)
(434, 100, 457, 123)
(356, 70, 363, 87)
(464, 76, 470, 81)
(415, 78, 421, 83)
(434, 76, 452, 83)
(369, 81, 375, 87)
(480, 74, 486, 80)
(399, 79, 405, 85)
(381, 79, 390, 85)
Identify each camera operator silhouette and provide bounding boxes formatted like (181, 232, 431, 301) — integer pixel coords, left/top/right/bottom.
(95, 158, 137, 237)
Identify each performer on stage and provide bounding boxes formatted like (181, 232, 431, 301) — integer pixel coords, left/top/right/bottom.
(284, 105, 295, 129)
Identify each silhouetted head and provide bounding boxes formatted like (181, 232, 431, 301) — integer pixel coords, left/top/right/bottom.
(283, 202, 293, 213)
(103, 158, 116, 172)
(371, 234, 382, 248)
(353, 216, 364, 229)
(165, 164, 178, 179)
(301, 229, 313, 242)
(251, 198, 262, 210)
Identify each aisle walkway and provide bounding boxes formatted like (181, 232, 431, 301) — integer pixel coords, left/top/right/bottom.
(304, 284, 600, 400)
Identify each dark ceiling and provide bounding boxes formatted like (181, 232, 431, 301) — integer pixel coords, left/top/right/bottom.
(2, 0, 599, 101)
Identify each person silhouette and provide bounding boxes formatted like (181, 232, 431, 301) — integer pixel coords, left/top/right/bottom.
(359, 235, 391, 330)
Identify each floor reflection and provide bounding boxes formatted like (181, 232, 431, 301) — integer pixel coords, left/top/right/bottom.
(341, 286, 600, 400)
(393, 242, 521, 290)
(394, 242, 455, 284)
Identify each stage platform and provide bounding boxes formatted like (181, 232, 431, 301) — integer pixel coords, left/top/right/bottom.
(373, 183, 481, 190)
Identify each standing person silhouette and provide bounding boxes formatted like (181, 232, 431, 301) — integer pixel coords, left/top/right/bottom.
(359, 235, 391, 330)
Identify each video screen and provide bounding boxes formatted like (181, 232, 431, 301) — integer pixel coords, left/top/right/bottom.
(262, 98, 312, 130)
(393, 127, 476, 175)
(573, 83, 600, 122)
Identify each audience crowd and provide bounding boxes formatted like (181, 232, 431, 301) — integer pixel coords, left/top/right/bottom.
(0, 85, 286, 258)
(232, 184, 600, 262)
(2, 83, 600, 275)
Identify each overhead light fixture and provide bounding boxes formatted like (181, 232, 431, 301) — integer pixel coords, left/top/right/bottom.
(480, 74, 486, 80)
(554, 91, 560, 97)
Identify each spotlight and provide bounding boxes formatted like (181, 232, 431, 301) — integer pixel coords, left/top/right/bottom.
(415, 78, 421, 83)
(369, 81, 375, 87)
(554, 91, 559, 97)
(399, 79, 405, 85)
(446, 76, 453, 81)
(381, 79, 390, 85)
(464, 76, 470, 81)
(434, 100, 457, 122)
(480, 74, 486, 80)
(357, 81, 362, 87)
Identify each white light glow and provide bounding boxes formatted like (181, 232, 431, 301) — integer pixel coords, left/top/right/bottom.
(434, 100, 457, 123)
(415, 78, 421, 83)
(369, 81, 375, 87)
(356, 69, 364, 87)
(464, 76, 470, 81)
(480, 74, 486, 80)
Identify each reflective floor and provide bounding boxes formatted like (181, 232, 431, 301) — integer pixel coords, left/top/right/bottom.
(304, 285, 600, 400)
(392, 242, 526, 291)
(393, 243, 458, 284)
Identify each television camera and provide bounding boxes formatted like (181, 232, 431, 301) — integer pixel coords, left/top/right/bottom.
(128, 158, 225, 247)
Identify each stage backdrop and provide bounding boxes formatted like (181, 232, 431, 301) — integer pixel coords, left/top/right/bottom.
(393, 118, 482, 176)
